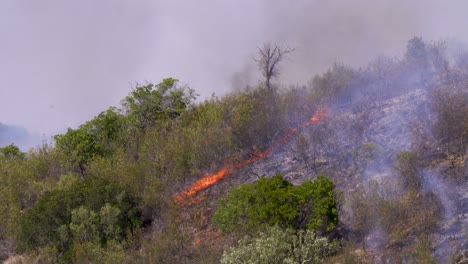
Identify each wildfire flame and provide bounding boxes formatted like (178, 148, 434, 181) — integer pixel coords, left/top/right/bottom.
(175, 108, 328, 205)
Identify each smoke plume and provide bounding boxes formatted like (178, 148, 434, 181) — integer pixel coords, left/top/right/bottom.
(1, 0, 468, 147)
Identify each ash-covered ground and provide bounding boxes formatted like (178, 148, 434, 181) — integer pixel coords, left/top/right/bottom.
(228, 88, 467, 262)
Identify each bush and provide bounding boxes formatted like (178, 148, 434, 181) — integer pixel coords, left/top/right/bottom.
(429, 85, 467, 156)
(221, 225, 339, 264)
(0, 143, 25, 160)
(17, 176, 142, 258)
(212, 174, 337, 236)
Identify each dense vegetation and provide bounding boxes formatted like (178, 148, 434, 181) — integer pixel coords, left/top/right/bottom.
(221, 226, 339, 264)
(213, 174, 337, 236)
(18, 176, 141, 262)
(0, 37, 466, 263)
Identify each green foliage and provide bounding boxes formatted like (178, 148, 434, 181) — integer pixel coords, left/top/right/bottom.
(54, 107, 124, 176)
(123, 78, 196, 131)
(0, 156, 46, 242)
(17, 176, 142, 257)
(0, 143, 25, 160)
(221, 225, 339, 264)
(87, 107, 125, 148)
(213, 174, 337, 235)
(69, 206, 99, 244)
(296, 175, 339, 232)
(3, 37, 465, 262)
(70, 240, 127, 264)
(54, 126, 102, 174)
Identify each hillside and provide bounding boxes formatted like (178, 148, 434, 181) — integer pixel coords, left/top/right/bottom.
(228, 88, 467, 262)
(1, 38, 467, 263)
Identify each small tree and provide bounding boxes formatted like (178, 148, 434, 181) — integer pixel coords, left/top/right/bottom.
(122, 78, 196, 131)
(403, 37, 448, 84)
(405, 37, 429, 67)
(0, 143, 24, 160)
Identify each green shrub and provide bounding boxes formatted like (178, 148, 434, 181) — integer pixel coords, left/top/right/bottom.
(17, 176, 142, 257)
(212, 174, 337, 236)
(0, 143, 25, 160)
(221, 225, 339, 264)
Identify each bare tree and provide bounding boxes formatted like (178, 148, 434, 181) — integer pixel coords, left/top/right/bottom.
(256, 44, 294, 91)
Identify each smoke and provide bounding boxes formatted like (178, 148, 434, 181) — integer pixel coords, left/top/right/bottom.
(422, 168, 467, 261)
(237, 0, 468, 89)
(0, 0, 158, 137)
(0, 123, 28, 146)
(176, 108, 328, 205)
(2, 0, 468, 148)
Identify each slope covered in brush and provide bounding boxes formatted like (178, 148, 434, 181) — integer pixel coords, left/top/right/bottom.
(0, 37, 466, 263)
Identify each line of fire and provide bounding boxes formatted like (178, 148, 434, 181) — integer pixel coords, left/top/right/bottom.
(175, 107, 329, 206)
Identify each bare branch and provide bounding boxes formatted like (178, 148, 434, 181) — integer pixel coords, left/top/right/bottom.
(256, 43, 294, 90)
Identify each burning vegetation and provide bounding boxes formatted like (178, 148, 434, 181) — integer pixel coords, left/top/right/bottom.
(175, 107, 328, 205)
(1, 37, 467, 263)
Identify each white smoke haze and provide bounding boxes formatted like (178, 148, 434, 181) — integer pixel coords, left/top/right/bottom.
(1, 0, 468, 147)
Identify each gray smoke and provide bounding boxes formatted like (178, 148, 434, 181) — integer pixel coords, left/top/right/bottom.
(1, 0, 468, 146)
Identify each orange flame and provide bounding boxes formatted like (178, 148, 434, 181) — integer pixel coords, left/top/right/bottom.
(303, 108, 328, 126)
(194, 229, 220, 245)
(175, 108, 329, 205)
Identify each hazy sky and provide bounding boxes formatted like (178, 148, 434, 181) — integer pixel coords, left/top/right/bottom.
(1, 0, 467, 142)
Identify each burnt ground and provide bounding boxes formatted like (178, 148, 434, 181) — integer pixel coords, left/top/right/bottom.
(202, 88, 467, 262)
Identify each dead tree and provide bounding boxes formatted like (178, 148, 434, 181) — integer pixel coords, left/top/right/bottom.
(256, 44, 294, 91)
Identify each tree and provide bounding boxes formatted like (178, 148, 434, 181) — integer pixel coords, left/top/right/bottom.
(242, 45, 294, 144)
(405, 37, 428, 67)
(403, 37, 449, 84)
(0, 143, 24, 160)
(256, 44, 294, 91)
(54, 124, 104, 177)
(54, 107, 123, 177)
(122, 78, 197, 131)
(212, 174, 337, 236)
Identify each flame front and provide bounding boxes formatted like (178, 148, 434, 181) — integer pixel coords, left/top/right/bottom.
(303, 107, 328, 126)
(175, 166, 232, 204)
(176, 108, 329, 205)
